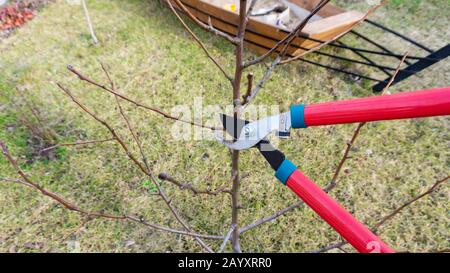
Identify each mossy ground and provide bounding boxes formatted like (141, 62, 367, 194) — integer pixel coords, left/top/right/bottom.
(0, 0, 448, 252)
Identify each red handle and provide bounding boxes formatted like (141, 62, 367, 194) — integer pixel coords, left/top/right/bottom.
(304, 87, 450, 126)
(286, 170, 394, 253)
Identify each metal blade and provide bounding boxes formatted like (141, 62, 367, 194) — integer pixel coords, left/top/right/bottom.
(215, 114, 254, 150)
(216, 114, 287, 170)
(220, 113, 249, 140)
(216, 113, 281, 150)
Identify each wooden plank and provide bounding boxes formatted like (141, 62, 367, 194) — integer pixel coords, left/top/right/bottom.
(169, 0, 363, 57)
(185, 6, 300, 55)
(290, 0, 345, 17)
(177, 0, 304, 40)
(305, 11, 364, 35)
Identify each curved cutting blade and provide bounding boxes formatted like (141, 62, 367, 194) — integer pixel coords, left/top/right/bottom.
(215, 113, 283, 150)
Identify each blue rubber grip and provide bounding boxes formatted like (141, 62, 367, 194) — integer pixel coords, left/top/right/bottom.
(275, 159, 297, 185)
(290, 104, 308, 128)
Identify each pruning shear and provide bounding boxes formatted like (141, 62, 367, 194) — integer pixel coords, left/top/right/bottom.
(215, 87, 450, 253)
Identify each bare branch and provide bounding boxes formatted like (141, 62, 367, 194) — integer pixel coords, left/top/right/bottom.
(244, 0, 331, 68)
(40, 138, 115, 153)
(115, 95, 152, 169)
(379, 53, 408, 95)
(309, 175, 449, 253)
(168, 0, 238, 44)
(240, 53, 409, 234)
(329, 123, 365, 187)
(165, 0, 232, 81)
(308, 242, 347, 253)
(281, 1, 386, 64)
(66, 65, 220, 131)
(58, 217, 93, 244)
(99, 60, 116, 90)
(225, 0, 257, 253)
(242, 73, 254, 104)
(96, 61, 216, 252)
(239, 181, 337, 234)
(101, 61, 153, 171)
(242, 56, 281, 109)
(125, 215, 223, 240)
(373, 176, 449, 232)
(329, 52, 408, 187)
(242, 0, 351, 108)
(239, 199, 303, 234)
(56, 83, 214, 252)
(158, 173, 231, 196)
(0, 153, 223, 241)
(81, 0, 98, 44)
(1, 177, 34, 188)
(219, 224, 237, 253)
(247, 0, 258, 15)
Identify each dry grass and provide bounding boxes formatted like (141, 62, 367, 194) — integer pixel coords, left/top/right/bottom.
(0, 0, 448, 252)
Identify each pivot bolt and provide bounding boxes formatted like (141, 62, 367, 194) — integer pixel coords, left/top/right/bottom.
(244, 126, 254, 137)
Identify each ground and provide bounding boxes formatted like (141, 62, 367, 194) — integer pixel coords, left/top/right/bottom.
(0, 0, 448, 253)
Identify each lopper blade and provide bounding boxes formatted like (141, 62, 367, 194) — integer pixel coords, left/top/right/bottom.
(215, 113, 289, 150)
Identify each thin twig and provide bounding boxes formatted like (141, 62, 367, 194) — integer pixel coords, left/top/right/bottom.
(310, 176, 449, 253)
(242, 73, 253, 104)
(328, 123, 365, 188)
(308, 242, 347, 253)
(242, 1, 384, 109)
(99, 60, 153, 173)
(165, 0, 232, 81)
(329, 53, 408, 186)
(244, 0, 330, 68)
(219, 224, 237, 253)
(56, 84, 214, 252)
(238, 180, 337, 234)
(281, 1, 386, 64)
(241, 0, 335, 108)
(158, 173, 231, 196)
(372, 176, 449, 232)
(168, 0, 238, 44)
(99, 60, 115, 90)
(379, 53, 408, 95)
(40, 138, 115, 153)
(59, 217, 93, 244)
(276, 0, 331, 60)
(1, 177, 33, 187)
(0, 142, 223, 240)
(115, 95, 152, 169)
(66, 65, 220, 131)
(242, 1, 384, 108)
(240, 53, 408, 234)
(97, 61, 216, 252)
(81, 0, 98, 44)
(242, 56, 281, 109)
(239, 199, 304, 234)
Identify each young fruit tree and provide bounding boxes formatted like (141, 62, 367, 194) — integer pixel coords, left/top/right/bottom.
(1, 0, 449, 253)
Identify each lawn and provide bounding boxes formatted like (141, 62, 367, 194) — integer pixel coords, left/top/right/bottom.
(0, 0, 448, 253)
